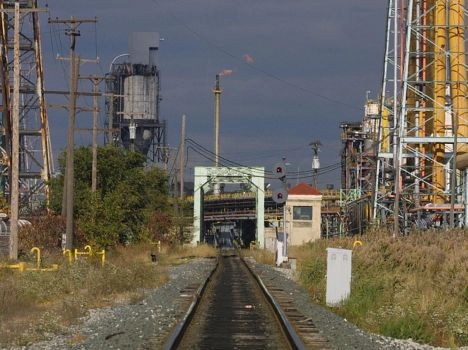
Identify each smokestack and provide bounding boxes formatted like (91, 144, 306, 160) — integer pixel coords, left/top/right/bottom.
(213, 74, 222, 167)
(213, 74, 222, 195)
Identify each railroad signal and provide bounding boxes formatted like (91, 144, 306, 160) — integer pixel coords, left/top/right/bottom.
(272, 188, 287, 204)
(273, 163, 285, 179)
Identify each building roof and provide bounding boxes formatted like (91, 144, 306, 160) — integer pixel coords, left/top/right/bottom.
(288, 182, 321, 195)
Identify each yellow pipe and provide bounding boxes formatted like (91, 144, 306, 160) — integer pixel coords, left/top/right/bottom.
(353, 240, 363, 249)
(30, 247, 41, 269)
(381, 106, 390, 154)
(5, 262, 26, 271)
(74, 246, 93, 261)
(84, 245, 93, 255)
(95, 249, 106, 267)
(63, 249, 72, 265)
(433, 0, 447, 203)
(449, 0, 468, 154)
(41, 264, 59, 272)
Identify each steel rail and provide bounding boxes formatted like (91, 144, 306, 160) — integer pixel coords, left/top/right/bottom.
(163, 252, 307, 349)
(241, 256, 307, 350)
(162, 258, 218, 350)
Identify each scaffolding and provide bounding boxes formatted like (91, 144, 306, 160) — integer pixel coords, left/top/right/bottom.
(0, 1, 52, 213)
(373, 0, 468, 231)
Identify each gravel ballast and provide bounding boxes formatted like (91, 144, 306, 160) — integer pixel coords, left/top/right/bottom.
(3, 257, 462, 350)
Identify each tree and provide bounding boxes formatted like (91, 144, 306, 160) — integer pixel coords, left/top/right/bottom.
(49, 146, 170, 247)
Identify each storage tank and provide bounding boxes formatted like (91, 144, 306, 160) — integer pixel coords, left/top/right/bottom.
(106, 32, 167, 162)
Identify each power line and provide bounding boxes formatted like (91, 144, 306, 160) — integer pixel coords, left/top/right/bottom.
(185, 138, 342, 181)
(149, 0, 361, 111)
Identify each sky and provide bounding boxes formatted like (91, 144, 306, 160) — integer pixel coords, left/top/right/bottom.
(40, 0, 388, 188)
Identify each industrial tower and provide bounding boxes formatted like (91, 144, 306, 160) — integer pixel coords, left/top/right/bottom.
(0, 1, 52, 212)
(105, 32, 167, 165)
(373, 0, 468, 231)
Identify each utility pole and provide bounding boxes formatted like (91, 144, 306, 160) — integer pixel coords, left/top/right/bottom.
(9, 2, 20, 260)
(213, 75, 221, 167)
(180, 114, 186, 199)
(309, 140, 322, 188)
(3, 1, 48, 260)
(108, 93, 114, 146)
(49, 17, 97, 250)
(85, 76, 107, 193)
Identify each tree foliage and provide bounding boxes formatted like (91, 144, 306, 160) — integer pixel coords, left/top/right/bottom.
(48, 146, 170, 247)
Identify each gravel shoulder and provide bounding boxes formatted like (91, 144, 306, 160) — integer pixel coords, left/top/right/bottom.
(3, 256, 462, 350)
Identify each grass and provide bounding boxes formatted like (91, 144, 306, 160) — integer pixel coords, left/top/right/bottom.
(240, 246, 276, 265)
(290, 229, 468, 348)
(2, 232, 466, 348)
(0, 243, 217, 347)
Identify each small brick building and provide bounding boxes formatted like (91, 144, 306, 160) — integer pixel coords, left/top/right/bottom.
(285, 182, 322, 245)
(264, 182, 322, 250)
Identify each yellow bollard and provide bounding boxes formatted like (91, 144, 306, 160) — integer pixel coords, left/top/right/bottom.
(63, 249, 73, 265)
(30, 247, 41, 269)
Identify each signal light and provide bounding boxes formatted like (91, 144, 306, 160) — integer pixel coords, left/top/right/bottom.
(272, 188, 287, 204)
(273, 163, 285, 179)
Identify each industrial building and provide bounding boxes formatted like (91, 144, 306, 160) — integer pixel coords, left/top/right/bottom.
(339, 1, 468, 234)
(1, 0, 468, 255)
(105, 32, 167, 164)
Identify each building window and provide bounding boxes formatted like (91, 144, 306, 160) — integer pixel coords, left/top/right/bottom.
(293, 206, 312, 220)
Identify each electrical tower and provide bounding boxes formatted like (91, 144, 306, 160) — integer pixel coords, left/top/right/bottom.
(0, 1, 52, 214)
(373, 0, 468, 231)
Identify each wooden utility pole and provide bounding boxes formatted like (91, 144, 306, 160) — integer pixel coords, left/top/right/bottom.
(9, 2, 20, 260)
(86, 76, 106, 192)
(179, 114, 186, 199)
(48, 17, 97, 250)
(64, 53, 79, 250)
(2, 0, 48, 260)
(108, 93, 114, 146)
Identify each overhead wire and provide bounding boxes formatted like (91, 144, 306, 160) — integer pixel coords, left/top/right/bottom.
(185, 138, 342, 181)
(148, 0, 360, 111)
(186, 137, 341, 175)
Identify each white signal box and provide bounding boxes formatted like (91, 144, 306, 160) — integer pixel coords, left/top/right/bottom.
(326, 248, 352, 306)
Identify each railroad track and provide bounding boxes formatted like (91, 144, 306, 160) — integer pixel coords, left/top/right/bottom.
(163, 252, 330, 349)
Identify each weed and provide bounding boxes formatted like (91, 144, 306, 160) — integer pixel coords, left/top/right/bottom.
(241, 248, 275, 265)
(379, 314, 434, 344)
(292, 230, 468, 347)
(0, 243, 213, 347)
